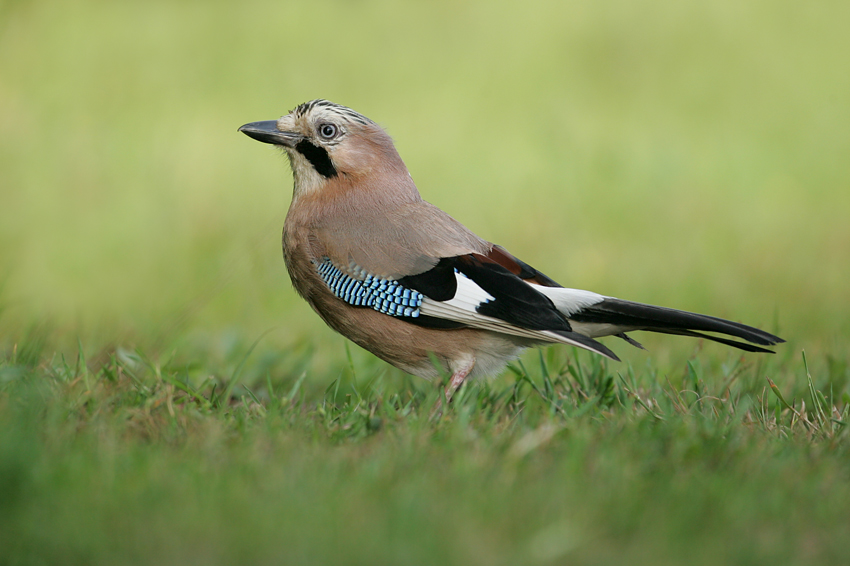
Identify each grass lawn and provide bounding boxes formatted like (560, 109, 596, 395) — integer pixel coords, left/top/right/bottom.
(2, 1, 849, 564)
(2, 342, 849, 565)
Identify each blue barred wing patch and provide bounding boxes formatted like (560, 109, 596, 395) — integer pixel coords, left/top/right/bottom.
(314, 258, 423, 318)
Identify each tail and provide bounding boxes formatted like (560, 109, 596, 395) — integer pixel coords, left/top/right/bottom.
(567, 297, 784, 353)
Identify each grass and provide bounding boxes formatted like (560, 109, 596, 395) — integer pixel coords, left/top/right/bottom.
(2, 0, 850, 563)
(2, 338, 849, 565)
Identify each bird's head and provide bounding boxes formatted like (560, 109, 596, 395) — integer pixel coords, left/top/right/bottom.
(239, 100, 411, 199)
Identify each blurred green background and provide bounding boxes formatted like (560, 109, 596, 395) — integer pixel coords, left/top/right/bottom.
(1, 0, 848, 361)
(3, 2, 850, 565)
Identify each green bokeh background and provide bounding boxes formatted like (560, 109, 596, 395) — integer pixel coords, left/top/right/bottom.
(2, 0, 848, 359)
(3, 3, 850, 565)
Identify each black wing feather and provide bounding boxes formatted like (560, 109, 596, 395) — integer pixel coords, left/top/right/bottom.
(454, 255, 573, 332)
(397, 258, 457, 301)
(398, 254, 573, 332)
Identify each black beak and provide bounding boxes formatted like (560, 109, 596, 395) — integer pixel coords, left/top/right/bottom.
(238, 120, 301, 147)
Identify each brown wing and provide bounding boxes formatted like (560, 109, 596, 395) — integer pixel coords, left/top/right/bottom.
(312, 200, 491, 279)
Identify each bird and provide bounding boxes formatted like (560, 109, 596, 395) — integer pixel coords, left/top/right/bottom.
(238, 99, 784, 400)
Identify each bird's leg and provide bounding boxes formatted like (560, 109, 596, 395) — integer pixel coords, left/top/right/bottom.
(429, 358, 476, 420)
(444, 357, 476, 403)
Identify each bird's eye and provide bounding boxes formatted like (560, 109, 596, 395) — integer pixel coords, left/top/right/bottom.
(318, 123, 338, 140)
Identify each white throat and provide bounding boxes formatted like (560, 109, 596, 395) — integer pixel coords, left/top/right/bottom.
(287, 149, 330, 198)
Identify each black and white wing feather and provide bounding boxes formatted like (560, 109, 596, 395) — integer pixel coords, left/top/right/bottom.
(314, 245, 784, 361)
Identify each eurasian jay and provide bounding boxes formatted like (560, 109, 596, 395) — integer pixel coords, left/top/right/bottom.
(239, 100, 783, 399)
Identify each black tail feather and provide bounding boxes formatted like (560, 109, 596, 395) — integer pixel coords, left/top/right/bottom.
(652, 329, 777, 353)
(616, 332, 646, 350)
(572, 298, 784, 352)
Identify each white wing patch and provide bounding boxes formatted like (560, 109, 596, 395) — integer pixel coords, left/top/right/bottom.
(446, 270, 494, 310)
(417, 271, 617, 359)
(530, 285, 605, 316)
(419, 270, 497, 327)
